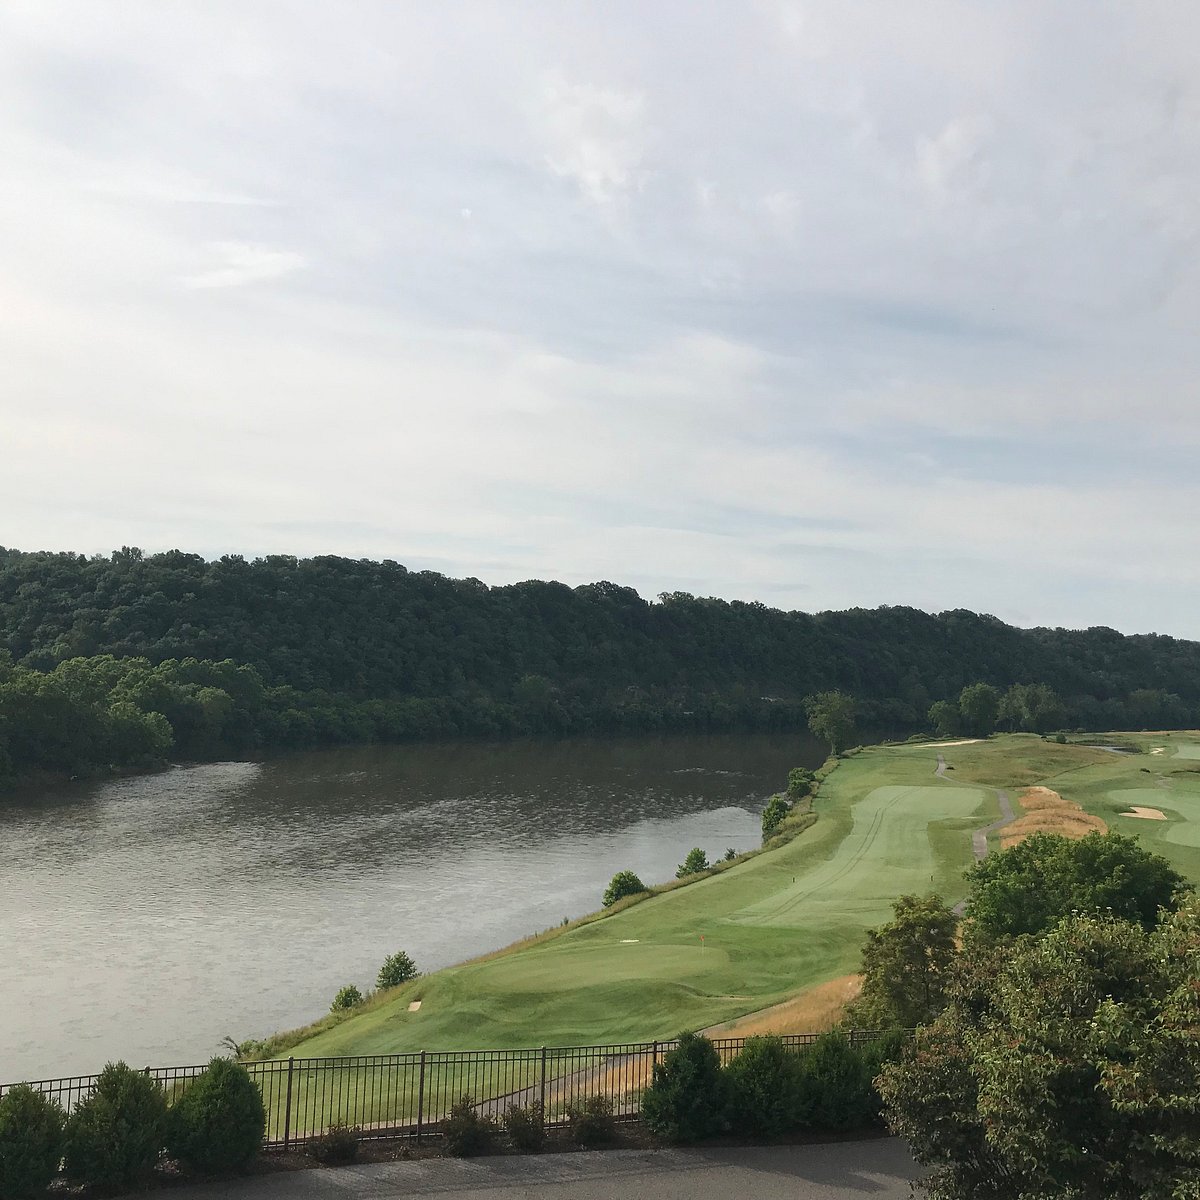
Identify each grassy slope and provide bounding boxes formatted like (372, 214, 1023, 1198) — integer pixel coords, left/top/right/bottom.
(281, 733, 1200, 1059)
(284, 740, 1002, 1057)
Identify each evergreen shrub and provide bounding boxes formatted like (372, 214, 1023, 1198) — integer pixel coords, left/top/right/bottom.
(723, 1036, 803, 1137)
(565, 1095, 615, 1147)
(440, 1096, 497, 1156)
(63, 1062, 168, 1191)
(640, 1032, 727, 1143)
(502, 1102, 545, 1152)
(0, 1084, 66, 1199)
(308, 1123, 360, 1165)
(794, 1033, 876, 1132)
(167, 1057, 266, 1172)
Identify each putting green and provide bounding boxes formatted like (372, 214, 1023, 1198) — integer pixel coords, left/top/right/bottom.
(1110, 787, 1200, 848)
(728, 786, 984, 928)
(1174, 744, 1200, 760)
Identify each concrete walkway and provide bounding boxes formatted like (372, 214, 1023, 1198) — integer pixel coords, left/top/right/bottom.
(180, 1139, 919, 1200)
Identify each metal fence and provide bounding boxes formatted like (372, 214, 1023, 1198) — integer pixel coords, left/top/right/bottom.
(4, 1030, 893, 1150)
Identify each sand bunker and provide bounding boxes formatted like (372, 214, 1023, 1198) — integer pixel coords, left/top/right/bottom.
(407, 1000, 422, 1012)
(925, 739, 983, 748)
(1152, 747, 1166, 755)
(1122, 806, 1167, 820)
(1001, 787, 1107, 847)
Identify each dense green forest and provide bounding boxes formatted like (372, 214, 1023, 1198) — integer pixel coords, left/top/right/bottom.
(2, 546, 1198, 785)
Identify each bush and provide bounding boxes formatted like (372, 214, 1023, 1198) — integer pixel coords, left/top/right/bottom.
(440, 1096, 497, 1157)
(167, 1057, 266, 1173)
(787, 767, 814, 798)
(723, 1036, 803, 1137)
(675, 848, 709, 878)
(602, 870, 647, 908)
(330, 984, 363, 1012)
(761, 795, 790, 841)
(0, 1084, 66, 1199)
(565, 1095, 615, 1148)
(794, 1033, 876, 1132)
(641, 1032, 727, 1143)
(502, 1102, 545, 1152)
(308, 1123, 360, 1165)
(376, 951, 418, 990)
(63, 1062, 168, 1190)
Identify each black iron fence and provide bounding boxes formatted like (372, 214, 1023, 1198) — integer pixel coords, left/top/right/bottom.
(4, 1030, 892, 1150)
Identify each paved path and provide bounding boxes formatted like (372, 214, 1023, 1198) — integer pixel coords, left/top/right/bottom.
(179, 1139, 918, 1200)
(936, 753, 1015, 915)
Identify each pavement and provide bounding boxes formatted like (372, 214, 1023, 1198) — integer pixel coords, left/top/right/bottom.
(179, 1139, 919, 1199)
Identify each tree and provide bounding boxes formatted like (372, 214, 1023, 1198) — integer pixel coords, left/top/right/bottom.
(676, 848, 710, 878)
(966, 831, 1188, 941)
(878, 903, 1200, 1200)
(760, 795, 790, 841)
(928, 700, 961, 738)
(847, 894, 958, 1029)
(805, 691, 857, 754)
(602, 870, 647, 907)
(957, 683, 999, 736)
(330, 984, 363, 1011)
(376, 951, 418, 990)
(998, 682, 1066, 733)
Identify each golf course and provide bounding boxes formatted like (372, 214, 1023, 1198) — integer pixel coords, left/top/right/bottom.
(277, 732, 1200, 1060)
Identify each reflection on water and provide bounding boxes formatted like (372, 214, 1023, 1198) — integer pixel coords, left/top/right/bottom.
(1, 731, 822, 1079)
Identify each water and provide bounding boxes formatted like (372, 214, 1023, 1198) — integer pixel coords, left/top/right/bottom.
(0, 731, 823, 1081)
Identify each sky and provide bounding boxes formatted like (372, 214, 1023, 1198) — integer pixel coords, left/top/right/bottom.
(2, 2, 1198, 637)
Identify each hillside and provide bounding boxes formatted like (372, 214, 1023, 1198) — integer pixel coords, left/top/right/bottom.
(2, 546, 1199, 783)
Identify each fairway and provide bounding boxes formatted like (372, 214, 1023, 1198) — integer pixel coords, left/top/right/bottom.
(728, 786, 984, 927)
(274, 734, 1200, 1061)
(279, 742, 1001, 1059)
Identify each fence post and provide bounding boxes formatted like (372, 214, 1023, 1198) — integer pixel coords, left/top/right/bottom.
(539, 1047, 547, 1126)
(282, 1057, 295, 1150)
(416, 1051, 427, 1146)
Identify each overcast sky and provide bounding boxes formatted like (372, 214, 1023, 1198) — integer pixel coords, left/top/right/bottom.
(2, 3, 1198, 636)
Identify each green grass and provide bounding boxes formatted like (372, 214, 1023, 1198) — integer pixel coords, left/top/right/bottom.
(276, 733, 1200, 1066)
(281, 741, 1001, 1059)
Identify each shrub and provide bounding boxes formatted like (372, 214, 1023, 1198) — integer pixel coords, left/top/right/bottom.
(376, 951, 418, 990)
(760, 795, 790, 840)
(0, 1084, 66, 1199)
(641, 1032, 727, 1143)
(787, 767, 814, 798)
(565, 1095, 615, 1148)
(675, 848, 710, 878)
(723, 847, 737, 862)
(63, 1062, 168, 1190)
(440, 1096, 497, 1157)
(330, 984, 363, 1012)
(602, 870, 647, 908)
(308, 1123, 360, 1165)
(794, 1033, 876, 1132)
(503, 1102, 545, 1152)
(167, 1057, 266, 1173)
(723, 1036, 803, 1137)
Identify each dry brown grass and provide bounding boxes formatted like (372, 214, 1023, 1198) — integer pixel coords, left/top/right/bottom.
(1001, 786, 1107, 847)
(703, 974, 863, 1039)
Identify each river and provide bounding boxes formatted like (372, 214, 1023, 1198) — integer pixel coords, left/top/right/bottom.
(1, 731, 824, 1081)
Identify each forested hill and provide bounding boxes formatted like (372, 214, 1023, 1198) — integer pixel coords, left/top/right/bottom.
(2, 546, 1199, 783)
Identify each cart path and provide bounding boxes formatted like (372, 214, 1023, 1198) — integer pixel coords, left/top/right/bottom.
(936, 752, 1015, 915)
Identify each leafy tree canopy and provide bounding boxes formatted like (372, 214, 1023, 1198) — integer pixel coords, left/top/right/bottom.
(879, 901, 1200, 1200)
(965, 831, 1189, 941)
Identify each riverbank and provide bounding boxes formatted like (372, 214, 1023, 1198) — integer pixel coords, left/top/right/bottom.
(271, 739, 1021, 1058)
(277, 732, 1200, 1060)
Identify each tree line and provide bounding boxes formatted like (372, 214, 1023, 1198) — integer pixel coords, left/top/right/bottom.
(2, 545, 1198, 784)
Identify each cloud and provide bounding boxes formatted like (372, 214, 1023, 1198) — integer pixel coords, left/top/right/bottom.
(182, 242, 306, 289)
(538, 71, 648, 206)
(1, 1, 1199, 637)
